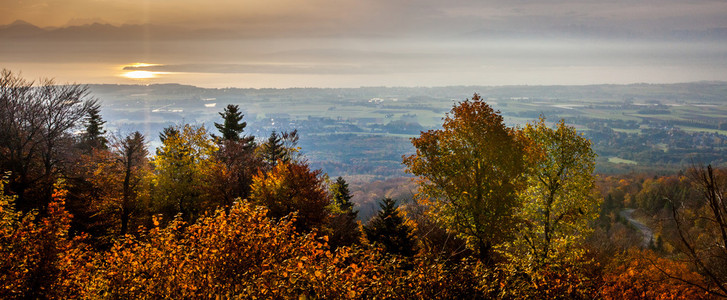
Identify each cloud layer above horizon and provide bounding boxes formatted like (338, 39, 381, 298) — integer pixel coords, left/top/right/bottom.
(4, 0, 727, 39)
(2, 0, 727, 87)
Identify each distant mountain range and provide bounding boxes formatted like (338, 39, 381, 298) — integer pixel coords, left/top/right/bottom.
(0, 20, 231, 40)
(2, 19, 726, 42)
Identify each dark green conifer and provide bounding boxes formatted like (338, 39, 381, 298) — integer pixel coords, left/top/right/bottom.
(259, 130, 298, 167)
(81, 105, 108, 150)
(328, 176, 361, 249)
(332, 176, 356, 213)
(364, 198, 416, 256)
(213, 104, 248, 142)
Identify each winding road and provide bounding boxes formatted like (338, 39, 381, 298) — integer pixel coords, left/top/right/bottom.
(620, 208, 654, 248)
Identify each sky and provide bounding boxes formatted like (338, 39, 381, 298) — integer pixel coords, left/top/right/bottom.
(1, 0, 727, 88)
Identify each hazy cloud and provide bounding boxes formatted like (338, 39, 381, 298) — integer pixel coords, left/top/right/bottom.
(2, 0, 726, 87)
(3, 0, 727, 39)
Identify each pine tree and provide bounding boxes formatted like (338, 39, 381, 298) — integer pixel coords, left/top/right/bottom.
(332, 176, 356, 213)
(364, 198, 416, 256)
(213, 104, 250, 142)
(328, 176, 361, 249)
(258, 130, 299, 167)
(260, 131, 285, 166)
(81, 105, 108, 151)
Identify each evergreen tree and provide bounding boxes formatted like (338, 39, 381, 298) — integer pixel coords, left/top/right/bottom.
(258, 130, 299, 167)
(261, 131, 285, 166)
(332, 176, 356, 213)
(364, 198, 416, 256)
(328, 176, 361, 249)
(212, 105, 257, 204)
(81, 105, 108, 151)
(213, 104, 250, 143)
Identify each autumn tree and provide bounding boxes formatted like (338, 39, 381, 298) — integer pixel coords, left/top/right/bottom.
(405, 200, 471, 259)
(364, 198, 417, 257)
(670, 165, 727, 297)
(0, 180, 92, 299)
(152, 124, 220, 223)
(403, 94, 527, 262)
(249, 161, 330, 232)
(509, 118, 599, 266)
(0, 69, 98, 210)
(602, 249, 712, 299)
(328, 176, 361, 249)
(212, 104, 258, 204)
(114, 131, 150, 235)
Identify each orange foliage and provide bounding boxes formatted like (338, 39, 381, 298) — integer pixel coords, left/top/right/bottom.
(250, 161, 331, 232)
(602, 249, 713, 300)
(82, 200, 484, 298)
(0, 183, 93, 299)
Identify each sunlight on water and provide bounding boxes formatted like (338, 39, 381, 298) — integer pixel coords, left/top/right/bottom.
(120, 63, 164, 80)
(122, 70, 157, 79)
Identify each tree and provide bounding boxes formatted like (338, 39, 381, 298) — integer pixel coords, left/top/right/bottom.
(510, 118, 599, 266)
(212, 104, 258, 204)
(0, 180, 92, 299)
(152, 124, 220, 223)
(213, 104, 251, 143)
(364, 198, 416, 257)
(115, 132, 150, 235)
(328, 176, 361, 249)
(332, 176, 355, 213)
(403, 94, 527, 262)
(249, 161, 330, 232)
(602, 249, 712, 299)
(0, 69, 98, 210)
(79, 105, 108, 151)
(669, 165, 727, 297)
(257, 130, 300, 168)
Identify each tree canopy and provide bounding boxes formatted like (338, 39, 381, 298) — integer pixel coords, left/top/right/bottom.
(403, 93, 527, 262)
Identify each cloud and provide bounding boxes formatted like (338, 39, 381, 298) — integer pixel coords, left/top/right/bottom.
(122, 63, 378, 75)
(3, 0, 727, 39)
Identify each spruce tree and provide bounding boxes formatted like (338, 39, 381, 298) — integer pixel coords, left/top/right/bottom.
(259, 130, 300, 167)
(328, 176, 361, 249)
(364, 198, 416, 256)
(81, 105, 108, 150)
(332, 176, 356, 213)
(213, 104, 249, 142)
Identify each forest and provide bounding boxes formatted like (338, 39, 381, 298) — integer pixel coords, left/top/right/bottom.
(2, 69, 727, 299)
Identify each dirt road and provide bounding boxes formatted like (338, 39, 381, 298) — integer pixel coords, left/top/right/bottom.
(620, 208, 654, 248)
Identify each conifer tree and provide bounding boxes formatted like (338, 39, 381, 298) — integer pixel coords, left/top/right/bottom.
(213, 104, 252, 144)
(81, 105, 108, 151)
(332, 176, 356, 213)
(258, 130, 299, 167)
(364, 198, 416, 256)
(328, 176, 361, 249)
(212, 104, 257, 204)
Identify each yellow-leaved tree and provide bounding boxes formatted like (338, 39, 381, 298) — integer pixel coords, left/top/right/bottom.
(152, 124, 222, 223)
(509, 118, 599, 267)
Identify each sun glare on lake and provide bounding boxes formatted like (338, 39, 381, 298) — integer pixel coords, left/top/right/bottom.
(120, 63, 164, 80)
(123, 70, 157, 79)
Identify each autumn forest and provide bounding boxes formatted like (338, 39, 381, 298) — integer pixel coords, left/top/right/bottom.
(2, 69, 727, 299)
